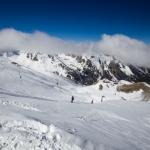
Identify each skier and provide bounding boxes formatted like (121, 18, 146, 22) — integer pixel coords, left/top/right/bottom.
(19, 69, 22, 79)
(19, 74, 22, 79)
(19, 70, 22, 79)
(17, 64, 22, 79)
(71, 96, 74, 103)
(91, 100, 94, 104)
(101, 96, 105, 103)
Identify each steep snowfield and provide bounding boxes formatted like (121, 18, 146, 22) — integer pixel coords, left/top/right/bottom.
(0, 54, 150, 150)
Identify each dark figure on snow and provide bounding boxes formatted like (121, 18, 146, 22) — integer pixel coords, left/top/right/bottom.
(91, 100, 94, 104)
(71, 96, 74, 103)
(19, 72, 22, 79)
(101, 96, 105, 102)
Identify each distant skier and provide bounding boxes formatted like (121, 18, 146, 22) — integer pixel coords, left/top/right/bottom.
(19, 70, 22, 79)
(17, 64, 22, 80)
(91, 100, 94, 104)
(101, 96, 105, 103)
(19, 74, 22, 79)
(71, 96, 74, 103)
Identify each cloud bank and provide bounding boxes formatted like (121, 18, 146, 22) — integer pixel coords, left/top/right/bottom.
(0, 28, 150, 67)
(0, 28, 92, 54)
(94, 34, 150, 67)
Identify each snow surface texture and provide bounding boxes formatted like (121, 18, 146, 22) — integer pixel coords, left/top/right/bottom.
(0, 52, 150, 150)
(0, 119, 81, 150)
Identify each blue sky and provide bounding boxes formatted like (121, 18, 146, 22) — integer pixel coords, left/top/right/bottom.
(0, 0, 150, 42)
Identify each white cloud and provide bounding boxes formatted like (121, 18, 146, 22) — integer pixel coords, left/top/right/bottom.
(0, 28, 149, 67)
(94, 34, 150, 67)
(0, 28, 93, 54)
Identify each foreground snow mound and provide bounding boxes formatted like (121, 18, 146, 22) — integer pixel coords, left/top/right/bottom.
(0, 119, 82, 150)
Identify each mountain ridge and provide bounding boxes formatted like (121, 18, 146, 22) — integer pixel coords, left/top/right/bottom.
(1, 50, 150, 86)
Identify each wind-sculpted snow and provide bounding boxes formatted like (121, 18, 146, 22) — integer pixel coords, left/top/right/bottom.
(0, 119, 82, 150)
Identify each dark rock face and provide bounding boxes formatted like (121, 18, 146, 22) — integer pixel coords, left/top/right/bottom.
(65, 57, 150, 85)
(129, 65, 150, 84)
(52, 55, 150, 85)
(26, 53, 39, 61)
(65, 59, 100, 85)
(101, 61, 150, 84)
(104, 61, 135, 82)
(102, 61, 150, 84)
(108, 62, 129, 80)
(102, 70, 113, 81)
(63, 55, 149, 85)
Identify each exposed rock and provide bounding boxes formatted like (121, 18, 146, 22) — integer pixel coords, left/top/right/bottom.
(99, 84, 103, 90)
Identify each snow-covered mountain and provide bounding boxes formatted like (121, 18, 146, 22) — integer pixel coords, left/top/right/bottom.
(0, 50, 150, 150)
(3, 50, 150, 85)
(0, 50, 150, 102)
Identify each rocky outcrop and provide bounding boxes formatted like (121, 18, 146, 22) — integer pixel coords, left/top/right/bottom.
(58, 58, 100, 85)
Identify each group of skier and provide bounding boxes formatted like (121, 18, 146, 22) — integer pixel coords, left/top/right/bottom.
(70, 95, 104, 104)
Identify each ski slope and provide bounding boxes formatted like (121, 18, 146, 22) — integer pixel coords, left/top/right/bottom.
(0, 55, 150, 150)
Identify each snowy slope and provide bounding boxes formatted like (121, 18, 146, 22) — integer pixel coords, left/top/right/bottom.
(0, 51, 150, 150)
(0, 52, 144, 103)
